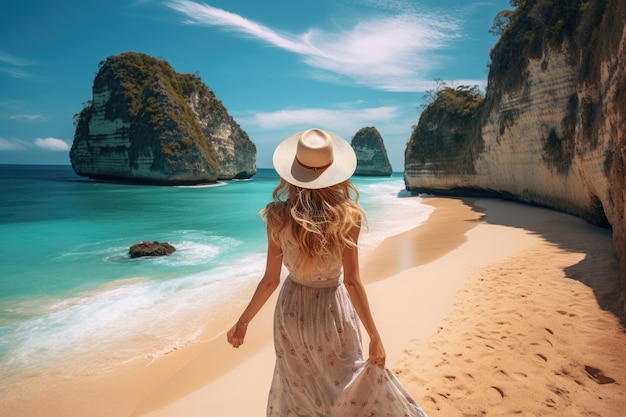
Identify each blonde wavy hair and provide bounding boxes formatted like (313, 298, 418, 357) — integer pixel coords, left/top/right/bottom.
(261, 178, 366, 267)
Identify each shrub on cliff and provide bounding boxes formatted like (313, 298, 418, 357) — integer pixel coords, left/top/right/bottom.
(405, 83, 484, 175)
(489, 0, 600, 92)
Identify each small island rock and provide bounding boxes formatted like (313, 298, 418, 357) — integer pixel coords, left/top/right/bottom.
(351, 127, 393, 176)
(129, 241, 176, 258)
(70, 52, 256, 185)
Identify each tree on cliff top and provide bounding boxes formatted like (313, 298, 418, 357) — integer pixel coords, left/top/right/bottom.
(420, 81, 483, 119)
(406, 82, 484, 174)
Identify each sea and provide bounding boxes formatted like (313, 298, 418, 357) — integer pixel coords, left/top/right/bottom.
(0, 164, 433, 390)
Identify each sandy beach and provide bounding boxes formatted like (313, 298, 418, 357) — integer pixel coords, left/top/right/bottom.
(1, 196, 625, 417)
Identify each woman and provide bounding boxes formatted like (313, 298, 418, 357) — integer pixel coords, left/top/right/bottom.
(227, 128, 427, 416)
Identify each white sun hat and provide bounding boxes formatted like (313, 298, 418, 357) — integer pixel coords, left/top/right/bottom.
(272, 128, 357, 189)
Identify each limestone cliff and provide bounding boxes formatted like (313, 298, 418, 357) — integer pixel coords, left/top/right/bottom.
(405, 0, 626, 310)
(351, 127, 393, 176)
(70, 52, 256, 184)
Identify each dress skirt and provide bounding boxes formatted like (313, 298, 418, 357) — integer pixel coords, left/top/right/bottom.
(267, 276, 427, 417)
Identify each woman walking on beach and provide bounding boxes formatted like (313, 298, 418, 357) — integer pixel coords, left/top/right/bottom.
(227, 128, 427, 417)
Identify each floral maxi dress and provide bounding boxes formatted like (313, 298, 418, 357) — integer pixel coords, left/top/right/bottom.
(267, 232, 428, 417)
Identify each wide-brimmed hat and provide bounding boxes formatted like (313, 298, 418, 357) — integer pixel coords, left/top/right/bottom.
(272, 128, 357, 189)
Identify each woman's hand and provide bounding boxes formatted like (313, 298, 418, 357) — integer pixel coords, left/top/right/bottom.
(227, 320, 248, 348)
(368, 338, 386, 368)
(343, 227, 386, 369)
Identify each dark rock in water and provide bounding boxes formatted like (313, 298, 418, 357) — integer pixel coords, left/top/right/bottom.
(129, 241, 176, 258)
(351, 126, 393, 176)
(70, 52, 256, 185)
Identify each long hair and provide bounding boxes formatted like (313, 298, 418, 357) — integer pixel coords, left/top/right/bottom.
(261, 178, 366, 267)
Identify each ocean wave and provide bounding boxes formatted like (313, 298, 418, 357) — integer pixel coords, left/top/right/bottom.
(60, 233, 243, 268)
(357, 179, 434, 250)
(0, 253, 267, 384)
(174, 181, 228, 189)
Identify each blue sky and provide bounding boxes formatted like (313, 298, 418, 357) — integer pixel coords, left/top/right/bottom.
(0, 0, 510, 169)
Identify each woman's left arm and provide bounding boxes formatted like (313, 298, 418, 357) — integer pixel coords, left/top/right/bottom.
(342, 225, 386, 368)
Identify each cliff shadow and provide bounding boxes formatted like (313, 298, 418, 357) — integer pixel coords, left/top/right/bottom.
(462, 197, 625, 327)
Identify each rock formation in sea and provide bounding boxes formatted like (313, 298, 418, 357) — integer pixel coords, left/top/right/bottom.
(351, 127, 393, 176)
(129, 241, 176, 258)
(70, 52, 256, 184)
(404, 0, 626, 312)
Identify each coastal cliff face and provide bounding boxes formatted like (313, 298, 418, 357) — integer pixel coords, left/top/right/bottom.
(70, 52, 256, 184)
(405, 0, 626, 308)
(351, 127, 393, 176)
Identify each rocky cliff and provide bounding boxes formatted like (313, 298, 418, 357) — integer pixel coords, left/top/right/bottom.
(405, 0, 626, 311)
(70, 52, 256, 184)
(351, 127, 393, 176)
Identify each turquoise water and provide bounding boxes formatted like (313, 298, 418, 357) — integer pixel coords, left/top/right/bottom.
(0, 165, 432, 386)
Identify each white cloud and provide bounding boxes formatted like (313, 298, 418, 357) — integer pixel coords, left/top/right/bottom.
(9, 114, 46, 121)
(167, 1, 308, 53)
(166, 0, 462, 92)
(0, 138, 28, 150)
(238, 103, 418, 168)
(0, 51, 35, 79)
(239, 103, 415, 154)
(0, 51, 34, 67)
(34, 137, 71, 152)
(1, 67, 32, 79)
(247, 106, 398, 130)
(0, 137, 71, 152)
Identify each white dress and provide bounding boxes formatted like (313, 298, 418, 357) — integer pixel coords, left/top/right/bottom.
(267, 230, 427, 417)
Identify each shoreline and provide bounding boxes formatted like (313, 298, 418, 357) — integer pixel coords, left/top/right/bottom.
(1, 196, 625, 417)
(398, 198, 626, 416)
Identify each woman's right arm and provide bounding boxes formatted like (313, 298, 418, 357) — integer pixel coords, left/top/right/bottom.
(227, 227, 282, 348)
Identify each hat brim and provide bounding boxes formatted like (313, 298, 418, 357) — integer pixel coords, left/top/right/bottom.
(273, 130, 357, 189)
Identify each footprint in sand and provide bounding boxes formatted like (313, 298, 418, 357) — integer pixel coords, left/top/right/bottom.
(490, 386, 505, 398)
(497, 369, 510, 378)
(551, 386, 569, 397)
(425, 395, 437, 404)
(584, 365, 616, 384)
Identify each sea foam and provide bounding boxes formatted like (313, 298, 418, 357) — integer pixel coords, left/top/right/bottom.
(358, 179, 434, 250)
(0, 253, 267, 384)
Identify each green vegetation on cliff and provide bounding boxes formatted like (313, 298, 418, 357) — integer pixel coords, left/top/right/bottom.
(71, 51, 257, 182)
(102, 52, 200, 115)
(486, 0, 624, 173)
(73, 52, 228, 175)
(107, 52, 219, 164)
(489, 0, 607, 92)
(405, 82, 484, 174)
